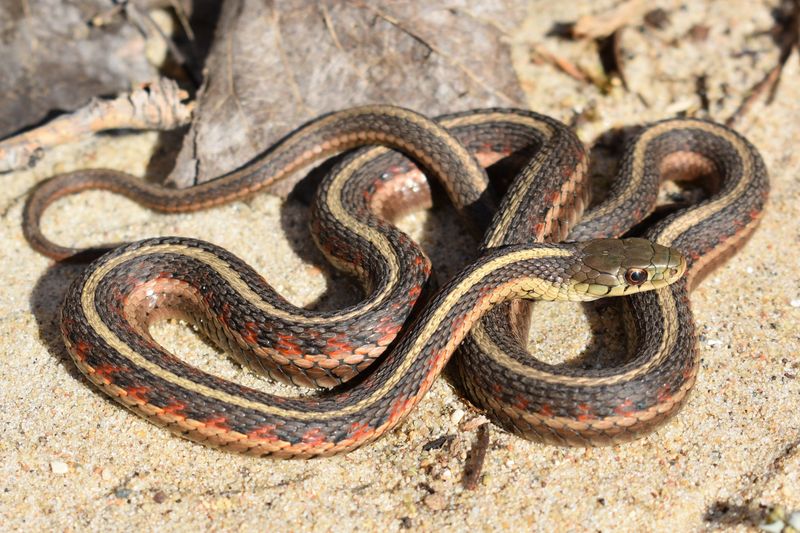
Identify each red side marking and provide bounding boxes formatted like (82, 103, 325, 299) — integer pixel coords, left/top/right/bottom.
(613, 399, 635, 417)
(126, 386, 150, 403)
(94, 364, 121, 380)
(408, 285, 422, 300)
(219, 302, 231, 327)
(276, 333, 303, 356)
(248, 425, 279, 442)
(426, 348, 449, 370)
(451, 314, 467, 334)
(73, 341, 92, 362)
(539, 404, 554, 417)
(301, 428, 326, 445)
(162, 401, 187, 418)
(413, 255, 432, 276)
(376, 324, 402, 347)
(203, 417, 230, 431)
(492, 383, 503, 394)
(514, 396, 530, 410)
(348, 422, 374, 441)
(576, 403, 596, 421)
(242, 322, 260, 345)
(325, 333, 354, 356)
(387, 395, 415, 425)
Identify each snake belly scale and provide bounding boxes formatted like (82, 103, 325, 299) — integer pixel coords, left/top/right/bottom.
(24, 106, 767, 457)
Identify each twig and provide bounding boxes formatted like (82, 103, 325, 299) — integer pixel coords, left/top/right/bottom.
(0, 79, 193, 173)
(462, 423, 490, 490)
(725, 63, 783, 127)
(727, 0, 799, 126)
(597, 29, 628, 89)
(530, 43, 593, 84)
(320, 4, 345, 52)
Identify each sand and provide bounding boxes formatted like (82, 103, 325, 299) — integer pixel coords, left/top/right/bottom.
(1, 1, 799, 531)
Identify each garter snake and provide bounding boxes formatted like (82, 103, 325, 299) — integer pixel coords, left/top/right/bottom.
(23, 106, 767, 457)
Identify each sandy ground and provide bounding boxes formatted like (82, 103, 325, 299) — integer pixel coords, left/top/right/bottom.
(2, 1, 799, 531)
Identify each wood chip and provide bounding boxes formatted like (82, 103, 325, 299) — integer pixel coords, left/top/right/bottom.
(572, 0, 648, 39)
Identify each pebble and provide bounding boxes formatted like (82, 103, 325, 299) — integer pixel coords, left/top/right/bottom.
(705, 339, 723, 347)
(790, 299, 800, 308)
(50, 461, 69, 475)
(450, 409, 465, 426)
(424, 493, 447, 511)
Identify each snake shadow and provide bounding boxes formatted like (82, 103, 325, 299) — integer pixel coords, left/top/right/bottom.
(30, 259, 96, 383)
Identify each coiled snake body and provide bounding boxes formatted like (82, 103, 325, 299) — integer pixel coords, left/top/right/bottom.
(24, 106, 768, 457)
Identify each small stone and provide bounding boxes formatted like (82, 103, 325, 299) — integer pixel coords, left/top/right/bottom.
(705, 339, 723, 347)
(790, 299, 800, 308)
(461, 416, 490, 432)
(450, 409, 465, 425)
(101, 469, 114, 481)
(424, 493, 447, 511)
(50, 461, 68, 475)
(643, 8, 670, 29)
(787, 511, 800, 530)
(153, 491, 167, 504)
(688, 24, 710, 41)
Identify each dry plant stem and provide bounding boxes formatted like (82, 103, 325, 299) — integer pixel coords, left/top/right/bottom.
(462, 424, 490, 490)
(726, 63, 784, 127)
(0, 79, 193, 173)
(727, 0, 799, 126)
(529, 43, 594, 84)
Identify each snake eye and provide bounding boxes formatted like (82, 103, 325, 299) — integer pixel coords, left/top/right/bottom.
(624, 268, 648, 286)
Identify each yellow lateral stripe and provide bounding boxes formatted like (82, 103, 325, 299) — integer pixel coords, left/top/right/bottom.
(82, 245, 572, 419)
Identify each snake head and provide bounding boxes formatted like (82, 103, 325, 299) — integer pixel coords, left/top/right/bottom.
(572, 238, 686, 300)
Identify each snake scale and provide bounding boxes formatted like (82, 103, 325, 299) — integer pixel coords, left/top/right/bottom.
(23, 106, 768, 457)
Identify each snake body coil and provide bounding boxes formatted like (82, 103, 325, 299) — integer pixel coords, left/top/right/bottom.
(23, 106, 768, 457)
